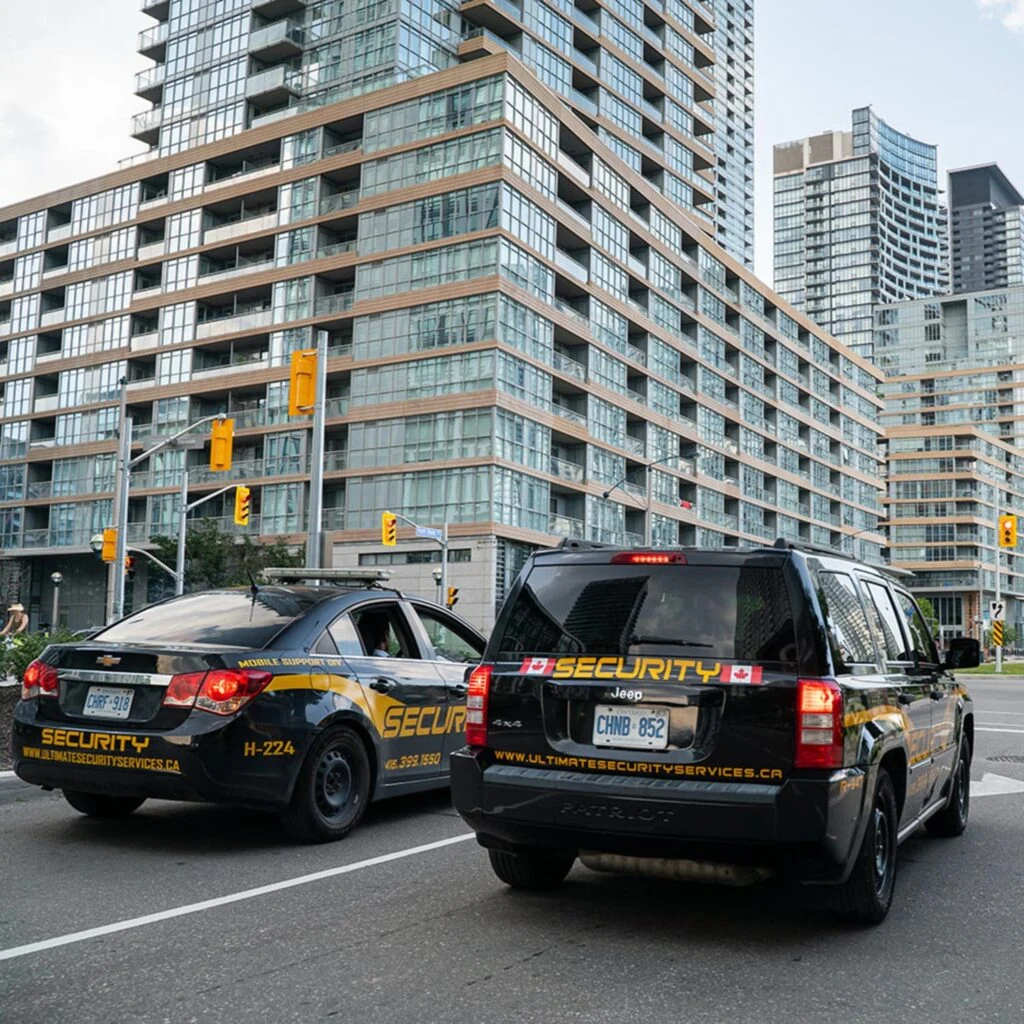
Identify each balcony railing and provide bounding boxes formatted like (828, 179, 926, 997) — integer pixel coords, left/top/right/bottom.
(549, 456, 584, 483)
(319, 189, 360, 215)
(549, 513, 584, 539)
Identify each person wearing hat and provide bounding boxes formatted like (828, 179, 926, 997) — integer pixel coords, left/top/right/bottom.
(1, 603, 29, 643)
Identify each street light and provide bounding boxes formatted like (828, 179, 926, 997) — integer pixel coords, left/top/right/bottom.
(431, 567, 443, 605)
(601, 452, 687, 547)
(50, 572, 64, 630)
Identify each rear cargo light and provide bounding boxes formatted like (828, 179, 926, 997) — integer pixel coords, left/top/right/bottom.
(610, 552, 687, 565)
(21, 659, 58, 701)
(465, 664, 492, 748)
(162, 672, 208, 709)
(194, 670, 273, 716)
(795, 678, 844, 769)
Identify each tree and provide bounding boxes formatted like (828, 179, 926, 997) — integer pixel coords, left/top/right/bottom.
(151, 520, 305, 595)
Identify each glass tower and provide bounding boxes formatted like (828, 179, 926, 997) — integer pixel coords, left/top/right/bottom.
(772, 106, 948, 359)
(949, 163, 1024, 295)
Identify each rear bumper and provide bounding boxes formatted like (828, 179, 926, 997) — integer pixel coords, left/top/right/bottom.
(11, 702, 297, 810)
(450, 750, 871, 883)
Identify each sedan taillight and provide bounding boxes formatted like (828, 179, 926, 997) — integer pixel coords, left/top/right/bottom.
(22, 660, 59, 701)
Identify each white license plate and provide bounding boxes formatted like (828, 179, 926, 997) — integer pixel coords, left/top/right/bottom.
(82, 686, 134, 720)
(592, 705, 670, 750)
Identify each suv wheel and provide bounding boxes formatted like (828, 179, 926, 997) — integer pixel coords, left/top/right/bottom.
(63, 791, 145, 818)
(488, 848, 575, 890)
(833, 769, 897, 925)
(281, 726, 371, 843)
(926, 740, 970, 838)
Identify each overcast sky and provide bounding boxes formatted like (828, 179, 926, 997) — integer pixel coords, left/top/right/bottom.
(1, 0, 1022, 283)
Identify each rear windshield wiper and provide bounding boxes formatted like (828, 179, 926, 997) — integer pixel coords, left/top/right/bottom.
(625, 634, 713, 649)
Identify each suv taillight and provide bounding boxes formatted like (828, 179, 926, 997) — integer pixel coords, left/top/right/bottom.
(795, 678, 844, 769)
(465, 664, 492, 748)
(21, 659, 59, 701)
(161, 670, 273, 715)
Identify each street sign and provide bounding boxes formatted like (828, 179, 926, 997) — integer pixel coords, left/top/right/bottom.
(990, 600, 1006, 624)
(415, 526, 444, 541)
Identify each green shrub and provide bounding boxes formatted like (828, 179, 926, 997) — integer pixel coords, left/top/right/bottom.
(1, 629, 77, 683)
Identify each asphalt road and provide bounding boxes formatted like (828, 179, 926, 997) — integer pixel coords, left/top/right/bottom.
(2, 679, 1024, 1024)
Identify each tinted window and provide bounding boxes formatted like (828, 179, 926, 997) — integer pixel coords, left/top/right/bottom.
(894, 589, 940, 665)
(412, 606, 484, 662)
(864, 582, 912, 662)
(97, 589, 327, 648)
(351, 603, 418, 658)
(495, 563, 797, 666)
(817, 571, 876, 671)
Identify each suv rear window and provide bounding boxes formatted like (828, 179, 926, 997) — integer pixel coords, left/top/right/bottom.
(95, 589, 327, 648)
(495, 562, 797, 667)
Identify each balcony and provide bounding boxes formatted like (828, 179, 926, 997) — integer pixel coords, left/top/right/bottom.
(34, 394, 60, 414)
(195, 307, 273, 340)
(248, 19, 304, 61)
(39, 307, 65, 328)
(131, 106, 164, 146)
(140, 0, 170, 18)
(245, 65, 302, 105)
(137, 239, 165, 261)
(134, 64, 166, 102)
(551, 350, 586, 381)
(204, 210, 278, 246)
(550, 456, 585, 483)
(198, 254, 275, 285)
(549, 513, 584, 539)
(137, 21, 168, 59)
(555, 248, 588, 284)
(319, 189, 360, 216)
(314, 291, 354, 316)
(251, 0, 308, 17)
(47, 223, 72, 244)
(130, 329, 160, 352)
(0, 279, 12, 299)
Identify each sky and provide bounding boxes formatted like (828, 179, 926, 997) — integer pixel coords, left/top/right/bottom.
(1, 0, 1023, 285)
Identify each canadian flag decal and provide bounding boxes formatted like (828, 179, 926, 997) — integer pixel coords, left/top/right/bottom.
(721, 664, 762, 684)
(520, 657, 556, 675)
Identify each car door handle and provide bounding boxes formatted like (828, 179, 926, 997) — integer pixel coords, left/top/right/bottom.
(450, 683, 468, 697)
(369, 678, 396, 694)
(897, 692, 914, 706)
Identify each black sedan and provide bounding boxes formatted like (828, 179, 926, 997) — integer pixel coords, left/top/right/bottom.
(12, 573, 485, 842)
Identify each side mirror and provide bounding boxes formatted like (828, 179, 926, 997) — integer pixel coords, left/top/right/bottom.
(944, 637, 980, 671)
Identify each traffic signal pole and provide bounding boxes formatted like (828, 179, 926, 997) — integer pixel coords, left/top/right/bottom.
(996, 539, 1003, 675)
(174, 473, 238, 596)
(384, 510, 450, 605)
(106, 407, 229, 623)
(305, 330, 329, 575)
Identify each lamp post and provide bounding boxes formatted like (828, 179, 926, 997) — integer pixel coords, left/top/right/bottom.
(432, 567, 443, 605)
(49, 572, 63, 630)
(601, 452, 686, 547)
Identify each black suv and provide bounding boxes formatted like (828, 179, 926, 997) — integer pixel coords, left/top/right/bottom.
(451, 540, 979, 923)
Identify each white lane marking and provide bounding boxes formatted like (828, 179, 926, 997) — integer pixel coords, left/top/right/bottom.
(0, 832, 474, 963)
(976, 726, 1024, 734)
(975, 711, 1024, 717)
(974, 773, 1024, 798)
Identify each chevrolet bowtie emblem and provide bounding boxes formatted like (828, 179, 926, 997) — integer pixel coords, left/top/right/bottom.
(96, 655, 121, 667)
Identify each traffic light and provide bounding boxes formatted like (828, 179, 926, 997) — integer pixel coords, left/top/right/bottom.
(999, 514, 1017, 549)
(124, 555, 136, 580)
(288, 349, 318, 416)
(234, 485, 251, 527)
(101, 528, 117, 563)
(209, 417, 234, 472)
(381, 511, 397, 546)
(446, 586, 459, 609)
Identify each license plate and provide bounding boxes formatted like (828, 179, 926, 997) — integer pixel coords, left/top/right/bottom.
(82, 686, 134, 720)
(592, 705, 670, 750)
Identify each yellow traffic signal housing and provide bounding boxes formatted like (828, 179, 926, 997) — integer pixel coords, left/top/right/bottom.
(209, 418, 234, 472)
(101, 528, 117, 563)
(289, 349, 318, 416)
(446, 586, 459, 608)
(234, 485, 252, 527)
(999, 514, 1017, 549)
(381, 511, 397, 546)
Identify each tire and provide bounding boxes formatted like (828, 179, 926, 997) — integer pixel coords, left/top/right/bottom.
(926, 740, 970, 838)
(833, 769, 898, 925)
(488, 847, 575, 890)
(280, 726, 371, 843)
(63, 791, 145, 818)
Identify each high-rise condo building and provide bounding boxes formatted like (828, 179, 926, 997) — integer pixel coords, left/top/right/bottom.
(773, 107, 948, 359)
(949, 163, 1024, 295)
(0, 9, 885, 630)
(878, 283, 1024, 641)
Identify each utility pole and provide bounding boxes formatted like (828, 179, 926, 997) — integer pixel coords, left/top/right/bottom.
(305, 329, 328, 574)
(996, 539, 1003, 675)
(175, 469, 189, 597)
(111, 416, 133, 624)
